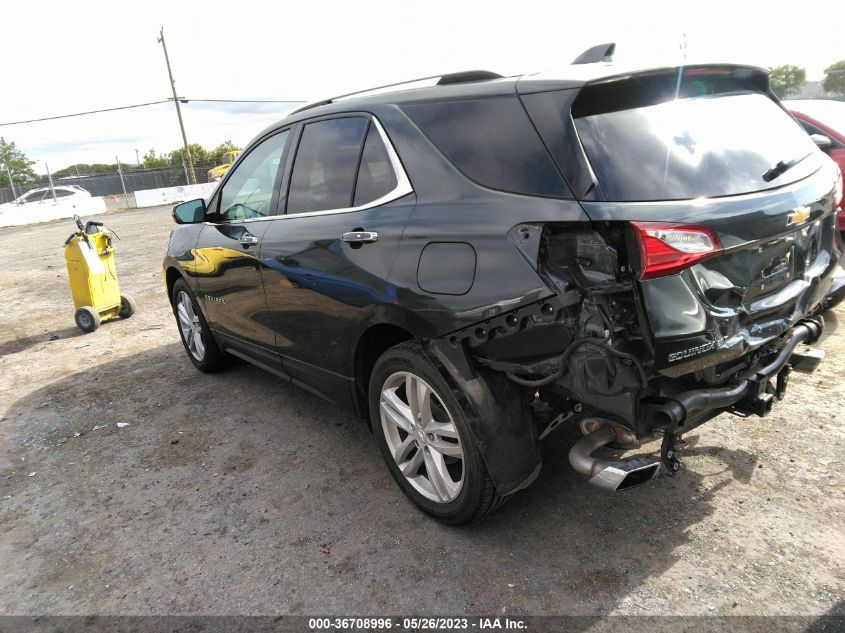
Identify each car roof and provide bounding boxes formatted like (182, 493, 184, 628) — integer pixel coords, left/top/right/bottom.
(255, 61, 767, 139)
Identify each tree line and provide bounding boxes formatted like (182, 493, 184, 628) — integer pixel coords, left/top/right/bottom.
(769, 60, 845, 99)
(0, 139, 242, 187)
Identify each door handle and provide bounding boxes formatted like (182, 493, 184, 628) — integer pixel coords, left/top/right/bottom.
(239, 232, 260, 246)
(341, 231, 378, 244)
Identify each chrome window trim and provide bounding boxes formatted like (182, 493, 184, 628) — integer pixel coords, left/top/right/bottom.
(205, 116, 413, 226)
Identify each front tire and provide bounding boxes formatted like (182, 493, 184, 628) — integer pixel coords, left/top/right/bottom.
(171, 278, 230, 372)
(369, 341, 504, 525)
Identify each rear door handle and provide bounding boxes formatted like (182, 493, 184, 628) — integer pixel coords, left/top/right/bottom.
(341, 231, 379, 244)
(239, 232, 260, 246)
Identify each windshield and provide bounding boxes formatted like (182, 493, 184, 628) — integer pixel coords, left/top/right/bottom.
(574, 91, 820, 202)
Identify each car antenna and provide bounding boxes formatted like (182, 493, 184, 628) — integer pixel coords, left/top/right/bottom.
(572, 43, 615, 65)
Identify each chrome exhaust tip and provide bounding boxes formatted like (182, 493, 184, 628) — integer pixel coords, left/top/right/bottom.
(568, 425, 661, 491)
(588, 458, 661, 491)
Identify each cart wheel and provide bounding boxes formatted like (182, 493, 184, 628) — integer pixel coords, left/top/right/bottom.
(75, 306, 101, 333)
(119, 294, 136, 319)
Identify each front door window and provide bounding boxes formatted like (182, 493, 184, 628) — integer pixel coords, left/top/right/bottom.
(218, 130, 288, 221)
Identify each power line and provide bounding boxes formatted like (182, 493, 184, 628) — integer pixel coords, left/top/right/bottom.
(0, 100, 170, 127)
(186, 99, 306, 103)
(0, 98, 306, 127)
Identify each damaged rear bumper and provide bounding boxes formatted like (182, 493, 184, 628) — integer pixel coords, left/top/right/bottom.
(645, 317, 824, 434)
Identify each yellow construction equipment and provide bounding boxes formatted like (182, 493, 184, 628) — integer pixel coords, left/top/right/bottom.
(207, 150, 242, 182)
(64, 214, 135, 332)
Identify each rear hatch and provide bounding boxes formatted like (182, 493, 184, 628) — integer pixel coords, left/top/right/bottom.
(568, 66, 842, 376)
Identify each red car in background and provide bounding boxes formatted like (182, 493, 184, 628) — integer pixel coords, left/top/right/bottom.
(784, 99, 845, 233)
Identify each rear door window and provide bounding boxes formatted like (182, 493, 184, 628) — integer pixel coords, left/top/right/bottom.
(354, 123, 398, 206)
(402, 97, 570, 198)
(573, 75, 821, 201)
(287, 117, 369, 213)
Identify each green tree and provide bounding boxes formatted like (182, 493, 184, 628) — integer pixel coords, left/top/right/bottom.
(0, 137, 36, 187)
(823, 60, 845, 97)
(168, 143, 210, 167)
(142, 149, 168, 169)
(210, 140, 241, 164)
(768, 65, 806, 99)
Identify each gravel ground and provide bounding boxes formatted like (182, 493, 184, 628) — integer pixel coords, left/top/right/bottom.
(0, 206, 843, 618)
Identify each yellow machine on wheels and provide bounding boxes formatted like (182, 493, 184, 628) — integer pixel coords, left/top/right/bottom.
(64, 214, 135, 333)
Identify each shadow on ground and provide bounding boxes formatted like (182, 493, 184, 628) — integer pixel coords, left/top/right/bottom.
(0, 326, 83, 358)
(0, 343, 764, 615)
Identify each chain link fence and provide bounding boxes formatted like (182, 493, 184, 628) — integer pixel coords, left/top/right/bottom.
(0, 161, 221, 205)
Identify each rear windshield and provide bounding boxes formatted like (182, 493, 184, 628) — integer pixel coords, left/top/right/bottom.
(574, 79, 821, 202)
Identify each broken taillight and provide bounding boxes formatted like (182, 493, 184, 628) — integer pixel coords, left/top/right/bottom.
(631, 222, 723, 280)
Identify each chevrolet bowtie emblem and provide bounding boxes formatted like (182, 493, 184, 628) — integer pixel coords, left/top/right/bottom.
(787, 206, 811, 226)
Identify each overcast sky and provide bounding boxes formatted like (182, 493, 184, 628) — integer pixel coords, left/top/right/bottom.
(3, 0, 844, 172)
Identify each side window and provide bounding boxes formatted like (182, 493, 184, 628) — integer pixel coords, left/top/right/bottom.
(219, 130, 288, 221)
(402, 97, 569, 197)
(53, 189, 74, 198)
(354, 123, 398, 206)
(24, 191, 45, 203)
(287, 117, 369, 213)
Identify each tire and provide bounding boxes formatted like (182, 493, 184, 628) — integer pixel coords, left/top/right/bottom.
(369, 340, 504, 525)
(119, 293, 136, 319)
(74, 306, 100, 333)
(171, 278, 230, 372)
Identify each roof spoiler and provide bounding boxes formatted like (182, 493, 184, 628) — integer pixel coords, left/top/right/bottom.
(572, 43, 615, 65)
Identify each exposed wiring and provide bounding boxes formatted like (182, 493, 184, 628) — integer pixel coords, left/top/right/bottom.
(506, 337, 648, 389)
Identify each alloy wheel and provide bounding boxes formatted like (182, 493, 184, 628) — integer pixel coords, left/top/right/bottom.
(176, 291, 206, 361)
(379, 371, 464, 503)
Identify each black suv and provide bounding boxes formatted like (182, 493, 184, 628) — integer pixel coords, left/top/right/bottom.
(164, 58, 843, 524)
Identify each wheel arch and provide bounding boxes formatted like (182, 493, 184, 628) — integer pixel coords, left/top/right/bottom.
(349, 305, 438, 425)
(164, 265, 183, 303)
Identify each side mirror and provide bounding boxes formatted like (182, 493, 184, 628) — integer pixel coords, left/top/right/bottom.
(810, 133, 833, 152)
(172, 198, 206, 224)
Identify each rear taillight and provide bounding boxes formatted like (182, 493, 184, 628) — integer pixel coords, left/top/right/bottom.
(834, 169, 843, 210)
(631, 222, 723, 280)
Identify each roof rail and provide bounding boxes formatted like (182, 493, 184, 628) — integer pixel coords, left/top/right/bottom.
(572, 43, 615, 65)
(290, 70, 504, 115)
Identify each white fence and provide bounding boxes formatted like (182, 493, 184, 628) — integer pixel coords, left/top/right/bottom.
(0, 182, 218, 228)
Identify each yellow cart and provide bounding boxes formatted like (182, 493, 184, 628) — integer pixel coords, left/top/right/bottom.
(64, 214, 135, 332)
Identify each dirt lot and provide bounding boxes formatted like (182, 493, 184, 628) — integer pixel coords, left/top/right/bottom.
(0, 205, 843, 618)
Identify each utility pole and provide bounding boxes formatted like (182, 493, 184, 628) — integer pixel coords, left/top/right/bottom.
(157, 27, 196, 184)
(135, 149, 140, 167)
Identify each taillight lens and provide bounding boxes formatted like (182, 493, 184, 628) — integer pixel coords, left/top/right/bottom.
(631, 222, 723, 280)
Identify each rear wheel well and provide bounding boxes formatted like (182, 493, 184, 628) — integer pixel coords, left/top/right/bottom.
(354, 324, 416, 425)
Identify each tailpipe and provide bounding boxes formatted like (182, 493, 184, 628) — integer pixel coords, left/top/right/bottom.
(568, 425, 660, 491)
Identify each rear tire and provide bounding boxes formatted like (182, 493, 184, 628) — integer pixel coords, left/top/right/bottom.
(171, 278, 230, 372)
(74, 306, 100, 333)
(369, 340, 505, 525)
(119, 293, 136, 318)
